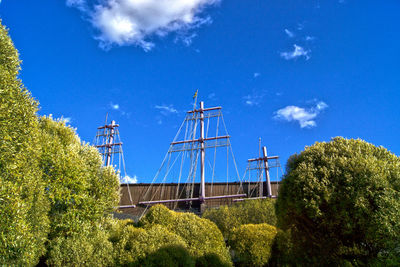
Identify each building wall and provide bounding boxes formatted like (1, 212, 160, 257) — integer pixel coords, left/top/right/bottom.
(118, 182, 281, 217)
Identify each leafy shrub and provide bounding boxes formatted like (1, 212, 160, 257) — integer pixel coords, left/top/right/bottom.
(203, 199, 277, 239)
(140, 205, 232, 266)
(229, 223, 277, 267)
(138, 203, 175, 226)
(46, 226, 113, 267)
(276, 137, 400, 265)
(111, 222, 188, 266)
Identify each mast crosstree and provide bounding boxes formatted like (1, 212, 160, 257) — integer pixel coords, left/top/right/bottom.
(94, 119, 135, 209)
(236, 144, 282, 202)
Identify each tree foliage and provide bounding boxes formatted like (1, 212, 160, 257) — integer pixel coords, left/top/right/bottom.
(229, 223, 278, 267)
(203, 199, 277, 239)
(0, 20, 49, 266)
(276, 137, 400, 265)
(38, 117, 120, 264)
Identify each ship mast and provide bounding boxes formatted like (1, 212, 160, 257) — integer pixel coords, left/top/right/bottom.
(139, 100, 246, 211)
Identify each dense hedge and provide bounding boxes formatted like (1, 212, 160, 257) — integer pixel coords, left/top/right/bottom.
(276, 137, 400, 265)
(203, 199, 276, 239)
(229, 223, 278, 267)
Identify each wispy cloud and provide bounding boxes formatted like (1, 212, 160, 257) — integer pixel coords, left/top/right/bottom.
(208, 92, 217, 100)
(274, 101, 328, 128)
(284, 29, 294, 38)
(253, 72, 260, 78)
(66, 0, 219, 50)
(110, 102, 120, 110)
(155, 104, 178, 115)
(305, 36, 315, 41)
(243, 93, 264, 106)
(175, 33, 198, 47)
(120, 175, 138, 184)
(280, 44, 310, 60)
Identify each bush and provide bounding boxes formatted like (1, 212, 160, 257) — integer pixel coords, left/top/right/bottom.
(229, 223, 277, 267)
(276, 137, 400, 265)
(140, 205, 232, 266)
(46, 225, 113, 267)
(203, 199, 277, 239)
(111, 221, 188, 266)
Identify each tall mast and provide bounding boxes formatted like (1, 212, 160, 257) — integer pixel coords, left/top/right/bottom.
(95, 120, 122, 167)
(245, 145, 279, 199)
(262, 146, 272, 197)
(200, 101, 206, 204)
(105, 120, 116, 166)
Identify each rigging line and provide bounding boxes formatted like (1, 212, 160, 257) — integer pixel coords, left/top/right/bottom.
(140, 115, 186, 203)
(120, 136, 133, 205)
(205, 115, 210, 139)
(211, 114, 220, 195)
(140, 147, 170, 203)
(226, 142, 229, 195)
(160, 151, 172, 200)
(178, 149, 199, 201)
(228, 139, 243, 194)
(157, 150, 183, 201)
(174, 117, 190, 209)
(188, 112, 198, 202)
(139, 150, 183, 220)
(220, 114, 242, 193)
(247, 166, 250, 196)
(190, 150, 200, 207)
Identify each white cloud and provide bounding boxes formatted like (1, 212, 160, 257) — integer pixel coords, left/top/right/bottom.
(253, 72, 260, 78)
(274, 101, 328, 128)
(120, 175, 138, 184)
(243, 93, 263, 106)
(175, 33, 198, 46)
(67, 0, 219, 50)
(110, 102, 120, 110)
(155, 104, 178, 115)
(284, 29, 294, 38)
(316, 101, 328, 111)
(305, 36, 315, 41)
(280, 44, 310, 60)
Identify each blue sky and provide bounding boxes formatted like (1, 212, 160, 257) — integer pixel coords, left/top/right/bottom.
(1, 0, 399, 183)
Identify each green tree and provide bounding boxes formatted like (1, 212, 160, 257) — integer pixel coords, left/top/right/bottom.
(276, 137, 400, 265)
(38, 117, 120, 264)
(0, 20, 49, 266)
